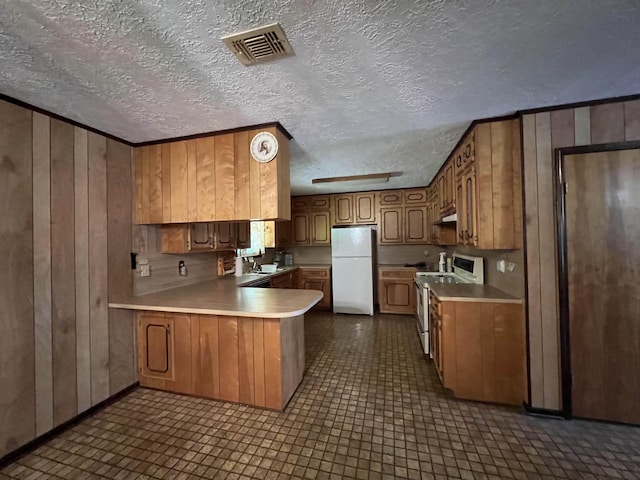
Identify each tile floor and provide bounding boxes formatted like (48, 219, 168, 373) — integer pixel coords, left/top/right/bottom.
(2, 311, 640, 480)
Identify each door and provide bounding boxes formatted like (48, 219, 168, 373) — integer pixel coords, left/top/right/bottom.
(563, 148, 640, 424)
(139, 315, 174, 381)
(189, 223, 214, 251)
(311, 211, 331, 245)
(332, 257, 373, 315)
(354, 193, 376, 223)
(333, 194, 354, 225)
(214, 222, 235, 250)
(379, 207, 403, 244)
(404, 206, 427, 244)
(236, 222, 251, 249)
(331, 226, 373, 257)
(290, 212, 310, 246)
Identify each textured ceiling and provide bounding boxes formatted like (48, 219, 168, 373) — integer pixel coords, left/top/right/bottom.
(2, 1, 640, 194)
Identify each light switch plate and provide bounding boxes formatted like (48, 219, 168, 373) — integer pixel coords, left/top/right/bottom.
(140, 264, 150, 277)
(497, 259, 506, 273)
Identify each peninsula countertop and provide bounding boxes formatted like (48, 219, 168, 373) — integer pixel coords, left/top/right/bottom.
(109, 277, 323, 318)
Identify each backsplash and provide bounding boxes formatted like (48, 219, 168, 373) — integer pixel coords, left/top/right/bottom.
(447, 246, 525, 299)
(377, 245, 442, 267)
(285, 246, 332, 265)
(132, 225, 220, 295)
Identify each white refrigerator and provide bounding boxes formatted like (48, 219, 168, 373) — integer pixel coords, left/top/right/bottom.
(331, 226, 375, 315)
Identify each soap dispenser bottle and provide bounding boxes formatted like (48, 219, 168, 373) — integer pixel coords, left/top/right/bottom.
(438, 252, 447, 273)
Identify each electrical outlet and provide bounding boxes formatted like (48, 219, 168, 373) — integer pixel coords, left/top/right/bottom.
(140, 264, 150, 277)
(506, 261, 516, 272)
(497, 259, 506, 273)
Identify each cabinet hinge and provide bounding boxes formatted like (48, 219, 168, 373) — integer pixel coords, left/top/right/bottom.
(563, 182, 568, 195)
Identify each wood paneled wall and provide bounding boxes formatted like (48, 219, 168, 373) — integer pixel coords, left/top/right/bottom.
(0, 99, 137, 458)
(522, 99, 640, 410)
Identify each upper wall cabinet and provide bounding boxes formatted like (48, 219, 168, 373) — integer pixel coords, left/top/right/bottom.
(455, 119, 522, 249)
(134, 125, 291, 224)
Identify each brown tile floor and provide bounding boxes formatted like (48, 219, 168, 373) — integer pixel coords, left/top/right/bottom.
(2, 311, 640, 480)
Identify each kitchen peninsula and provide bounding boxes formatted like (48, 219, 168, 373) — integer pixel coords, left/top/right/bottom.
(110, 275, 322, 411)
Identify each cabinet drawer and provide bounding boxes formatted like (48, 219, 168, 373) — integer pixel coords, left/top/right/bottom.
(299, 268, 329, 279)
(403, 188, 427, 205)
(379, 268, 416, 279)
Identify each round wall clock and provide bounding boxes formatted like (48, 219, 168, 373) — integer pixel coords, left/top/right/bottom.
(250, 132, 279, 163)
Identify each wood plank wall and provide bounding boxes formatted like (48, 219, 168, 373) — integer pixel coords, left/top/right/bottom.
(523, 99, 640, 410)
(0, 99, 137, 458)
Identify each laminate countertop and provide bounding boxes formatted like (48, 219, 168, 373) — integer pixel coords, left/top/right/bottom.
(109, 277, 323, 318)
(427, 283, 522, 304)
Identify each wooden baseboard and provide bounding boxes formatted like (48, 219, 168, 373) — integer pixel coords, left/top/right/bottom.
(0, 383, 139, 469)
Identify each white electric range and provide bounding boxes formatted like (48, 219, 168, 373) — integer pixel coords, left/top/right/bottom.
(414, 254, 484, 356)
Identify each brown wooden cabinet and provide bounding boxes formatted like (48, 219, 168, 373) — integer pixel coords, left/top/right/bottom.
(298, 267, 331, 309)
(354, 193, 376, 223)
(454, 120, 521, 249)
(404, 206, 428, 244)
(138, 312, 193, 394)
(289, 212, 311, 246)
(333, 194, 354, 225)
(311, 211, 331, 245)
(137, 311, 305, 410)
(161, 222, 251, 253)
(430, 292, 525, 406)
(134, 125, 291, 224)
(378, 267, 416, 314)
(379, 190, 403, 206)
(378, 189, 428, 245)
(270, 270, 297, 288)
(379, 207, 403, 245)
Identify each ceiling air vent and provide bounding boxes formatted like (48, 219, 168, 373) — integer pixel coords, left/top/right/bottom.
(222, 23, 294, 66)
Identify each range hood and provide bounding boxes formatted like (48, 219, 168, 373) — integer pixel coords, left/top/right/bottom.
(435, 213, 457, 224)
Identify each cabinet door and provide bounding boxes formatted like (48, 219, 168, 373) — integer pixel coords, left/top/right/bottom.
(456, 177, 466, 245)
(236, 222, 251, 249)
(139, 314, 174, 381)
(309, 196, 331, 209)
(291, 197, 309, 210)
(189, 223, 215, 251)
(379, 279, 414, 314)
(444, 161, 455, 213)
(404, 206, 428, 244)
(290, 213, 310, 246)
(333, 194, 354, 225)
(275, 221, 291, 248)
(354, 193, 376, 223)
(311, 211, 331, 245)
(214, 222, 235, 250)
(378, 207, 403, 244)
(403, 188, 427, 205)
(300, 278, 330, 308)
(463, 167, 478, 247)
(378, 190, 403, 206)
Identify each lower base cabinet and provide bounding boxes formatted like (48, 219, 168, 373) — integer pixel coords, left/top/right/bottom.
(430, 295, 525, 405)
(298, 268, 331, 309)
(137, 311, 304, 410)
(378, 267, 417, 314)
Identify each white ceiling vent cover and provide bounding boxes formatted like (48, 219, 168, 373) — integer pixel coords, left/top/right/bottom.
(222, 23, 294, 66)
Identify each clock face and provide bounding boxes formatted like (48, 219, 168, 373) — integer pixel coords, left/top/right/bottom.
(250, 132, 279, 163)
